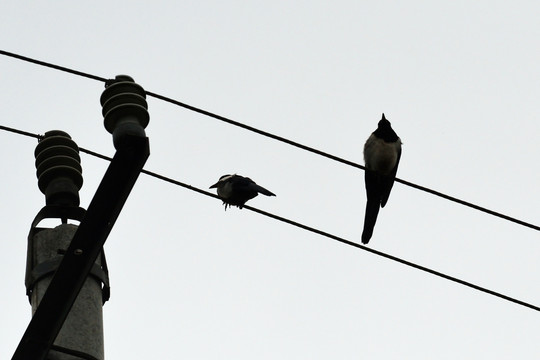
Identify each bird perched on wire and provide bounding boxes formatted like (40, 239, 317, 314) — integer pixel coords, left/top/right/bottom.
(362, 113, 402, 244)
(210, 174, 276, 210)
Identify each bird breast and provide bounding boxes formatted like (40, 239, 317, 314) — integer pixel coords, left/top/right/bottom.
(217, 182, 234, 198)
(364, 135, 401, 175)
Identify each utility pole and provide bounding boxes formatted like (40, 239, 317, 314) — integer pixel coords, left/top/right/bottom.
(13, 75, 150, 360)
(25, 130, 108, 360)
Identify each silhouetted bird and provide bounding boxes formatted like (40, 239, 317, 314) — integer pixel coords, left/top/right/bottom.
(210, 174, 276, 210)
(362, 114, 402, 244)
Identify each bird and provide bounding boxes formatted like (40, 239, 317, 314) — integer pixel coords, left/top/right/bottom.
(362, 113, 402, 244)
(210, 174, 276, 210)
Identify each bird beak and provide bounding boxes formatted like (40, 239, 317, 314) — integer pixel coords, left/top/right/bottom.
(209, 182, 219, 189)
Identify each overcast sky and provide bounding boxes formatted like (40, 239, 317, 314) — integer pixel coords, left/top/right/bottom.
(1, 1, 539, 359)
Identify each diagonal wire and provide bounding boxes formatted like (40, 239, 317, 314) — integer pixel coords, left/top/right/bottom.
(2, 124, 539, 312)
(395, 178, 540, 230)
(145, 92, 540, 232)
(144, 91, 363, 169)
(80, 146, 540, 312)
(84, 149, 540, 313)
(0, 50, 106, 82)
(0, 125, 43, 140)
(1, 49, 539, 232)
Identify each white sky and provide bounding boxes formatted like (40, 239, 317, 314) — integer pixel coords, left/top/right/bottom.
(1, 1, 539, 359)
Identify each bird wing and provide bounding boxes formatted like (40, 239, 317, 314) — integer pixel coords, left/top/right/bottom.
(238, 176, 275, 197)
(380, 145, 401, 208)
(252, 184, 276, 197)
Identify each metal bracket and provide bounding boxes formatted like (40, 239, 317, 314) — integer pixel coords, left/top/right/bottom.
(25, 205, 110, 304)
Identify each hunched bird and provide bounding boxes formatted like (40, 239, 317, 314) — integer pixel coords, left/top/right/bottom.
(210, 174, 276, 210)
(362, 113, 402, 244)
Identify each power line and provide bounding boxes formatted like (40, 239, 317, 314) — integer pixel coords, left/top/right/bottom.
(146, 173, 540, 313)
(78, 147, 220, 199)
(0, 50, 106, 82)
(1, 50, 539, 232)
(0, 50, 360, 167)
(0, 125, 43, 140)
(145, 90, 363, 169)
(84, 147, 540, 313)
(1, 125, 539, 312)
(395, 178, 540, 230)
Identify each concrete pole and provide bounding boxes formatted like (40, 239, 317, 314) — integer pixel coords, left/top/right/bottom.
(29, 225, 104, 360)
(26, 130, 106, 360)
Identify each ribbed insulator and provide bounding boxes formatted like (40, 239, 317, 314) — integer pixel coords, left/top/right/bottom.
(35, 130, 83, 206)
(100, 75, 149, 148)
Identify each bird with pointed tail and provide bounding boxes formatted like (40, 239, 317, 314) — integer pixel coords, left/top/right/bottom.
(210, 174, 276, 210)
(362, 114, 402, 244)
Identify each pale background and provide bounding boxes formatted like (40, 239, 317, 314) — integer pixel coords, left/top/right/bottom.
(1, 1, 539, 359)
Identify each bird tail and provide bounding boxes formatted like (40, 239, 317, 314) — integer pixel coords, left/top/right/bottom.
(362, 169, 382, 244)
(362, 198, 380, 244)
(254, 185, 276, 197)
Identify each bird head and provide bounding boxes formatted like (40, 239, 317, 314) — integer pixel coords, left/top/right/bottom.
(379, 113, 390, 124)
(209, 174, 235, 189)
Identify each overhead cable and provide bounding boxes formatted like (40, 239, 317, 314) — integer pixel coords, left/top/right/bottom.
(1, 125, 538, 312)
(1, 50, 538, 232)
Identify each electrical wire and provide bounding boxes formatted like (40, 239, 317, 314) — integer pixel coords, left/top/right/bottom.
(1, 125, 538, 312)
(78, 147, 219, 199)
(0, 50, 106, 82)
(87, 149, 540, 313)
(145, 90, 363, 169)
(1, 49, 539, 232)
(0, 125, 42, 140)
